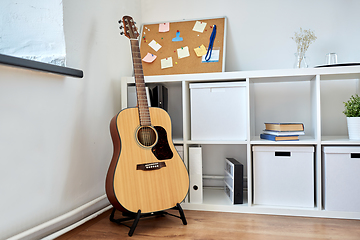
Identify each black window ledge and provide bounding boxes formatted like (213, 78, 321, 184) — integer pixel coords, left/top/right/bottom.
(0, 53, 83, 78)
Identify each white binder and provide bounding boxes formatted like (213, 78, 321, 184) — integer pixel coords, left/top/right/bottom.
(189, 146, 203, 203)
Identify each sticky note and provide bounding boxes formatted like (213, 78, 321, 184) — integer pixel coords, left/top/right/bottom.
(142, 53, 157, 63)
(177, 46, 190, 59)
(194, 44, 207, 57)
(192, 21, 207, 33)
(159, 22, 170, 32)
(148, 40, 162, 52)
(202, 50, 220, 62)
(161, 57, 173, 69)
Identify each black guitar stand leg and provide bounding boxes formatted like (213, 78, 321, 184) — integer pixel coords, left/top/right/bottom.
(162, 203, 187, 225)
(176, 203, 187, 225)
(128, 210, 141, 236)
(109, 208, 142, 236)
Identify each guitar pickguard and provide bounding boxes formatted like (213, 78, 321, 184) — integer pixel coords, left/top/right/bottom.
(152, 126, 173, 160)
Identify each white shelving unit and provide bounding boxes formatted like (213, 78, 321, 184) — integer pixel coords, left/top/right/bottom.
(121, 66, 360, 220)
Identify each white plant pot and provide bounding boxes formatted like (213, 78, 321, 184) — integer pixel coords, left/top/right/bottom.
(347, 117, 360, 140)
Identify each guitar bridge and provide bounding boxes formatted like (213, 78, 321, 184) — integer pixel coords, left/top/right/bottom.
(136, 162, 166, 171)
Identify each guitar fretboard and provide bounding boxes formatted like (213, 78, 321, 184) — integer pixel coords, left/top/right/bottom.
(130, 39, 151, 126)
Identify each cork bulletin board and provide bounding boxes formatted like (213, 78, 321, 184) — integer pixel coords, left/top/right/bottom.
(139, 17, 226, 76)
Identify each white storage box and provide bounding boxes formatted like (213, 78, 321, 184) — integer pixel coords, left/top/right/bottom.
(190, 82, 247, 141)
(253, 146, 315, 208)
(323, 146, 360, 212)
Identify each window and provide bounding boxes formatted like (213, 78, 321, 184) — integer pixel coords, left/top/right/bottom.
(0, 0, 66, 66)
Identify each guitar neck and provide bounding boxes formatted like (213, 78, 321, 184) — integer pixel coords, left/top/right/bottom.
(130, 39, 151, 126)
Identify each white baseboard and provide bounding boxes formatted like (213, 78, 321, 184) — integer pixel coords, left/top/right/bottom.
(7, 195, 111, 240)
(42, 205, 113, 240)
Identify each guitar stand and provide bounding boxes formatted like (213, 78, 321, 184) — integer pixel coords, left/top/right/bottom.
(109, 203, 187, 237)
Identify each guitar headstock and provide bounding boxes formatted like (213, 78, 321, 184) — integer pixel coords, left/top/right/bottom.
(119, 16, 139, 39)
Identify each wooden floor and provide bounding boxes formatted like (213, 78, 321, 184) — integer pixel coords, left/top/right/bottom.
(56, 208, 360, 240)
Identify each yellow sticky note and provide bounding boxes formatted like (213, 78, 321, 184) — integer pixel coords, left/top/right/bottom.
(194, 44, 207, 57)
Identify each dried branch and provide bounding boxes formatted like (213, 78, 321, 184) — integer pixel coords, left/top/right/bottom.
(292, 27, 317, 57)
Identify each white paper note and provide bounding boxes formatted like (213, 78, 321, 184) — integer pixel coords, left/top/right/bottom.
(177, 46, 190, 59)
(192, 21, 207, 33)
(148, 40, 162, 52)
(161, 57, 173, 69)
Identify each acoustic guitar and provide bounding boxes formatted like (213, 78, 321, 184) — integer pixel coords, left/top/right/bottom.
(106, 16, 189, 214)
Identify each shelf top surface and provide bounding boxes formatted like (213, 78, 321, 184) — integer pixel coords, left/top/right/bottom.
(123, 65, 360, 83)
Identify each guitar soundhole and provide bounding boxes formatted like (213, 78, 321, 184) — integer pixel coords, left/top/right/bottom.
(137, 126, 157, 147)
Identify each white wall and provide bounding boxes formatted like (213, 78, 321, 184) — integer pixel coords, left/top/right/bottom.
(140, 0, 360, 71)
(1, 0, 360, 239)
(0, 0, 141, 239)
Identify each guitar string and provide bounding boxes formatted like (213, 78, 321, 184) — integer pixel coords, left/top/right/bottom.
(131, 37, 156, 147)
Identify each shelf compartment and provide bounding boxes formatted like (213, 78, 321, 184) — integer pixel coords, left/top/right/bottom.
(189, 145, 247, 205)
(320, 78, 359, 139)
(249, 79, 317, 141)
(202, 145, 247, 205)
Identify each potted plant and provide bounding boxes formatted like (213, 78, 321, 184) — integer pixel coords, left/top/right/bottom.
(343, 94, 360, 140)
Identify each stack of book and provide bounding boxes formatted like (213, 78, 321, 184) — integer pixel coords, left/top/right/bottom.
(260, 123, 304, 141)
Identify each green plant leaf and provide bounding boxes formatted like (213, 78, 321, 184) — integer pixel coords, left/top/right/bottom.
(343, 94, 360, 117)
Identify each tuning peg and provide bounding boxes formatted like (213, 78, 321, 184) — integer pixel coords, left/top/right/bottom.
(119, 26, 123, 29)
(118, 20, 122, 24)
(120, 32, 124, 35)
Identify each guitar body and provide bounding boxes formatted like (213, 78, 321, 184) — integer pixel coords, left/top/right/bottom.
(106, 107, 189, 213)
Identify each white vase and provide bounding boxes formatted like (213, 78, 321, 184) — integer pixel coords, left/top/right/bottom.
(347, 117, 360, 140)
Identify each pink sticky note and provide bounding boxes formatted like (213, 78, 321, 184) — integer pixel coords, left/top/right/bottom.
(159, 22, 170, 32)
(142, 53, 157, 63)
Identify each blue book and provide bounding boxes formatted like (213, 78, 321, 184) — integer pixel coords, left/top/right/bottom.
(260, 133, 299, 141)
